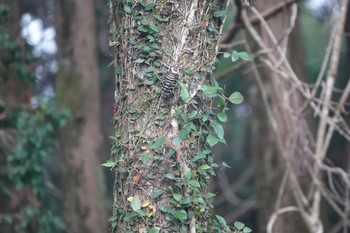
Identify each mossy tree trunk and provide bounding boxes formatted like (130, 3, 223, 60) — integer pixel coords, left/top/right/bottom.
(109, 0, 229, 232)
(55, 0, 108, 232)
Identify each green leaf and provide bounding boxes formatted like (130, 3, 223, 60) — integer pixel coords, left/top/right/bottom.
(217, 112, 228, 122)
(149, 23, 159, 32)
(206, 134, 219, 147)
(148, 227, 161, 233)
(212, 121, 224, 139)
(172, 135, 182, 146)
(184, 167, 192, 181)
(204, 192, 216, 199)
(215, 215, 227, 226)
(138, 25, 149, 33)
(145, 3, 156, 10)
(154, 15, 165, 22)
(188, 111, 198, 119)
(124, 212, 138, 221)
(243, 227, 252, 233)
(194, 198, 205, 204)
(234, 221, 245, 230)
(213, 10, 226, 17)
(228, 91, 244, 104)
(143, 46, 151, 53)
(181, 85, 190, 102)
(188, 180, 201, 188)
(134, 58, 145, 63)
(101, 161, 116, 167)
(179, 128, 189, 140)
(174, 210, 187, 220)
(136, 209, 147, 216)
(198, 164, 210, 170)
(238, 52, 252, 61)
(145, 66, 154, 73)
(172, 193, 183, 202)
(223, 52, 230, 58)
(124, 5, 132, 14)
(222, 161, 231, 168)
(231, 50, 240, 63)
(131, 196, 141, 211)
(152, 188, 163, 199)
(150, 136, 165, 149)
(140, 152, 152, 164)
(159, 205, 174, 214)
(165, 173, 176, 180)
(201, 85, 220, 96)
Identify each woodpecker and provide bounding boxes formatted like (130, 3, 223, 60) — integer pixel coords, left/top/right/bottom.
(162, 66, 179, 99)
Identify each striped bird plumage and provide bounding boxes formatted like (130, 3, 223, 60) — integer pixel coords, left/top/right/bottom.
(162, 66, 179, 99)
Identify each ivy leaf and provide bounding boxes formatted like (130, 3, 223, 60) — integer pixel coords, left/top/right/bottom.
(145, 3, 156, 10)
(206, 134, 219, 147)
(217, 112, 228, 122)
(199, 164, 210, 170)
(124, 212, 138, 221)
(216, 215, 227, 226)
(172, 193, 183, 202)
(184, 167, 192, 181)
(188, 111, 198, 119)
(204, 192, 216, 199)
(243, 227, 252, 233)
(234, 221, 245, 230)
(154, 15, 164, 22)
(148, 228, 160, 233)
(140, 152, 151, 164)
(231, 50, 240, 63)
(213, 10, 226, 18)
(212, 121, 224, 139)
(149, 136, 165, 149)
(238, 52, 252, 61)
(181, 85, 190, 102)
(149, 23, 159, 32)
(152, 188, 163, 199)
(201, 85, 220, 96)
(101, 161, 116, 167)
(172, 135, 182, 146)
(174, 210, 187, 220)
(188, 180, 201, 188)
(223, 52, 230, 58)
(131, 195, 141, 211)
(124, 5, 132, 14)
(228, 92, 244, 104)
(145, 66, 154, 73)
(143, 46, 151, 53)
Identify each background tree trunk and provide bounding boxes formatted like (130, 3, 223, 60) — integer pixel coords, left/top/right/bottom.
(55, 0, 108, 232)
(246, 2, 310, 232)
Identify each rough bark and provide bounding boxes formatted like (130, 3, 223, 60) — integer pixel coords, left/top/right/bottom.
(55, 0, 108, 232)
(109, 0, 228, 232)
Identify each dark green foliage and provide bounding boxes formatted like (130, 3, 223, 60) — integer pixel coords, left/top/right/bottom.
(0, 4, 68, 232)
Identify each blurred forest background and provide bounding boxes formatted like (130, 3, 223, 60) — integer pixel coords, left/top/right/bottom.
(0, 0, 350, 233)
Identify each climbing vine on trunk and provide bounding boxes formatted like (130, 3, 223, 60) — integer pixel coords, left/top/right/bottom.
(107, 1, 250, 232)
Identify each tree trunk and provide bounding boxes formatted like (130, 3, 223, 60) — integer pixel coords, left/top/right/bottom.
(246, 2, 310, 232)
(55, 0, 108, 232)
(109, 1, 228, 232)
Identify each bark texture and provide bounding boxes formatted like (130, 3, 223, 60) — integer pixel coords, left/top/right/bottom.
(55, 0, 108, 232)
(109, 0, 228, 232)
